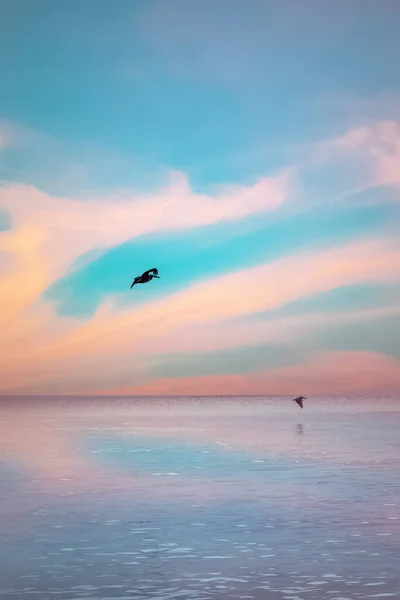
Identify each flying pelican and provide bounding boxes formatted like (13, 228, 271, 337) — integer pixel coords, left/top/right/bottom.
(293, 396, 306, 409)
(130, 268, 160, 289)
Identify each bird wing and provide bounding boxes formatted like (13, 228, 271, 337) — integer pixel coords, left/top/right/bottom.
(130, 275, 142, 287)
(142, 268, 157, 277)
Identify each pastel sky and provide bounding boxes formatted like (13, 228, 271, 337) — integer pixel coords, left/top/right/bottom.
(1, 0, 400, 395)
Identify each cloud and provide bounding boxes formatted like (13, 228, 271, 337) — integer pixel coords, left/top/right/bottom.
(0, 225, 49, 328)
(0, 171, 287, 346)
(2, 304, 399, 396)
(324, 120, 400, 190)
(1, 118, 399, 394)
(0, 171, 287, 278)
(52, 237, 400, 357)
(309, 307, 400, 359)
(0, 168, 286, 392)
(230, 119, 400, 217)
(1, 236, 399, 394)
(106, 350, 400, 396)
(45, 197, 395, 320)
(144, 305, 400, 378)
(142, 303, 400, 380)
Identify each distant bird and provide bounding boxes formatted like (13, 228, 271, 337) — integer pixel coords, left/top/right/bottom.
(130, 268, 160, 289)
(293, 396, 306, 409)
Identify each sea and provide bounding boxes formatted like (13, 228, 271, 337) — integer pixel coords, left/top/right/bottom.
(0, 395, 399, 600)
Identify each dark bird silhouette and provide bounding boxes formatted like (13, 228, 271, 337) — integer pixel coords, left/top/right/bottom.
(293, 396, 306, 409)
(130, 268, 160, 289)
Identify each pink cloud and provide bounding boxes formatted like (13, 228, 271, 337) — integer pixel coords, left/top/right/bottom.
(131, 305, 400, 358)
(330, 120, 400, 188)
(0, 169, 286, 319)
(0, 170, 287, 391)
(3, 305, 399, 395)
(1, 237, 399, 394)
(1, 119, 400, 395)
(51, 237, 400, 360)
(0, 171, 287, 281)
(290, 119, 400, 211)
(106, 351, 400, 396)
(0, 225, 49, 329)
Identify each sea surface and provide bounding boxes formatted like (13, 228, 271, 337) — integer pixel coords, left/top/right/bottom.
(0, 395, 399, 600)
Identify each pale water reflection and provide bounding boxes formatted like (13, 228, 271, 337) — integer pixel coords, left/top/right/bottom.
(0, 396, 399, 599)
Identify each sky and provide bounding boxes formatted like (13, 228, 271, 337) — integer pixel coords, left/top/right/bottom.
(0, 0, 399, 395)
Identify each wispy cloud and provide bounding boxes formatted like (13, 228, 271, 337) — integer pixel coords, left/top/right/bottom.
(0, 225, 49, 328)
(0, 171, 287, 274)
(1, 118, 399, 394)
(314, 120, 400, 195)
(331, 121, 400, 187)
(2, 0, 400, 398)
(1, 236, 399, 393)
(108, 350, 400, 396)
(0, 167, 287, 392)
(52, 237, 400, 357)
(0, 170, 287, 343)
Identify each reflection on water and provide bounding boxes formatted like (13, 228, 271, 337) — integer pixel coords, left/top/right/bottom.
(296, 423, 304, 436)
(0, 395, 399, 599)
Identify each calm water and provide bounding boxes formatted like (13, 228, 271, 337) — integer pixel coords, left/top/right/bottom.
(0, 396, 399, 600)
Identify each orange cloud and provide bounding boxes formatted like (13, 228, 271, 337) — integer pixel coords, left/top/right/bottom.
(51, 237, 400, 359)
(0, 225, 49, 328)
(3, 304, 399, 395)
(0, 171, 287, 279)
(0, 170, 286, 391)
(1, 237, 399, 394)
(1, 120, 400, 395)
(107, 351, 400, 396)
